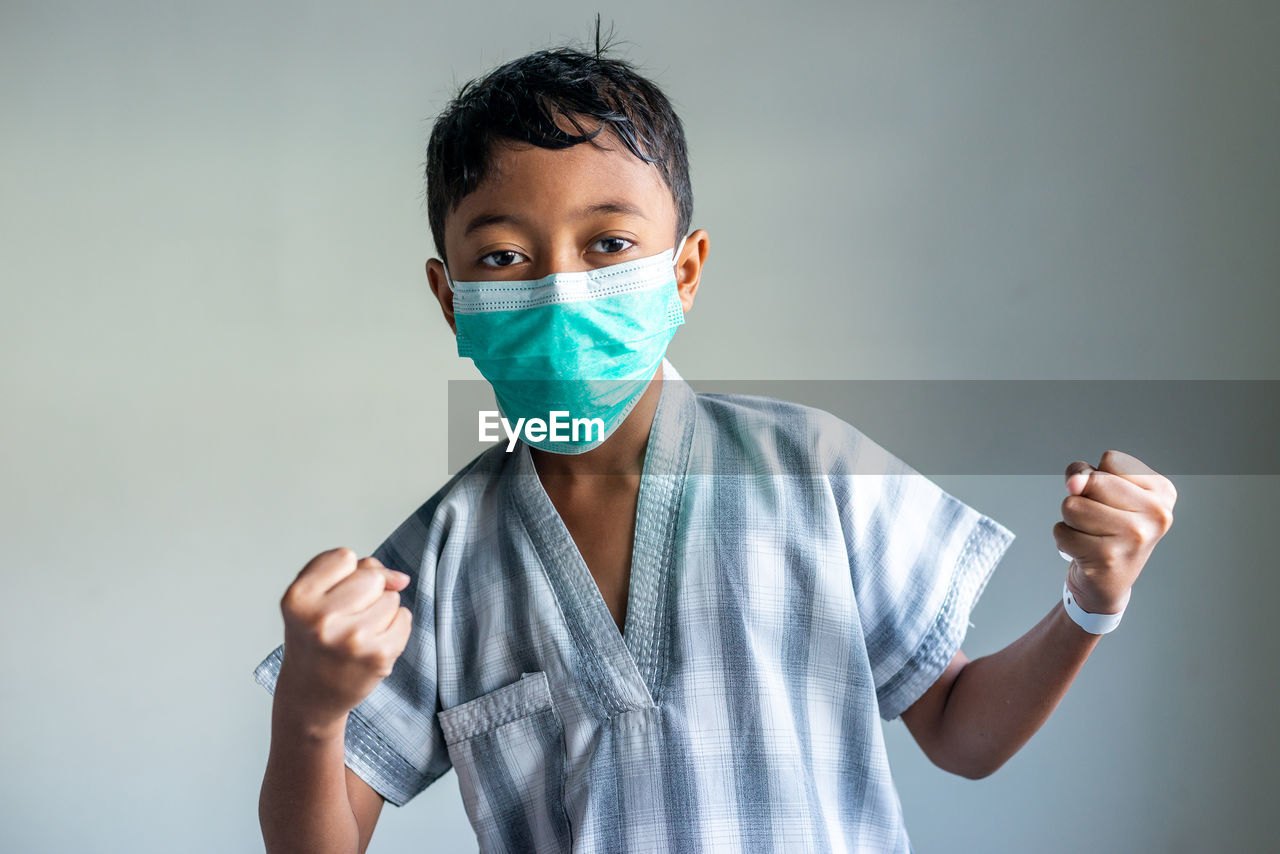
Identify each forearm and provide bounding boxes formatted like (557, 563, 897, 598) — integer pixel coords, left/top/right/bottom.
(935, 597, 1104, 779)
(259, 663, 361, 854)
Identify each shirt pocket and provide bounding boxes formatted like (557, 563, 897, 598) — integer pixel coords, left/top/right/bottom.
(438, 671, 572, 853)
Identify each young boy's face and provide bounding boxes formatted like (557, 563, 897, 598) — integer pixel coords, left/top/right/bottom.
(425, 117, 707, 333)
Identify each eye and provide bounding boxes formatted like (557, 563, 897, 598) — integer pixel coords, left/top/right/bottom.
(479, 249, 527, 268)
(590, 236, 635, 254)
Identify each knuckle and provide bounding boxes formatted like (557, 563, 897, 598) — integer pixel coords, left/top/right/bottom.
(369, 650, 396, 677)
(342, 628, 369, 658)
(312, 611, 342, 645)
(281, 579, 314, 612)
(1100, 449, 1121, 466)
(328, 547, 357, 565)
(347, 568, 381, 595)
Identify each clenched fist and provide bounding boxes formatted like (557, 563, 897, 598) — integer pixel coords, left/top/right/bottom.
(1054, 450, 1177, 615)
(274, 547, 414, 729)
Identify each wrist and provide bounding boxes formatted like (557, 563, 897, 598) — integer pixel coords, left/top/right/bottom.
(1061, 578, 1129, 635)
(273, 662, 351, 742)
(1065, 566, 1131, 615)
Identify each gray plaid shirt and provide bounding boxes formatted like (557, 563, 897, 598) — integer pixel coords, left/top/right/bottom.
(253, 360, 1015, 853)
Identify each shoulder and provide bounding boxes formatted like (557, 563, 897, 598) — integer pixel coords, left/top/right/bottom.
(372, 443, 516, 572)
(691, 390, 898, 477)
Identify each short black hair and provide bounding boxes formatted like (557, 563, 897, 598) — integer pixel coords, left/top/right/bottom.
(423, 20, 692, 269)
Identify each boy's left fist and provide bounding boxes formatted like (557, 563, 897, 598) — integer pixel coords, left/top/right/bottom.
(1053, 449, 1177, 615)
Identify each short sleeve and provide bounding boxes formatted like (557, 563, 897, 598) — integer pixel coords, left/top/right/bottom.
(827, 418, 1016, 722)
(251, 504, 453, 807)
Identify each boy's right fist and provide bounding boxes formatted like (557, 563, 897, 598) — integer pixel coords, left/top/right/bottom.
(275, 547, 414, 727)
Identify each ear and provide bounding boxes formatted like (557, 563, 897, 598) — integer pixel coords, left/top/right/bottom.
(674, 228, 709, 313)
(426, 258, 457, 334)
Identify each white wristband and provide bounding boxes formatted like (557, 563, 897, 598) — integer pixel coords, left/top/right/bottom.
(1062, 580, 1126, 634)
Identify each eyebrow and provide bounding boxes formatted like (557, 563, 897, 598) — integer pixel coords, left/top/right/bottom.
(462, 199, 648, 238)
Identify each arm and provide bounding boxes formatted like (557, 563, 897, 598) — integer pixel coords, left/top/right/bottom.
(260, 665, 381, 854)
(347, 767, 388, 854)
(902, 450, 1176, 779)
(259, 548, 414, 854)
(900, 604, 1103, 779)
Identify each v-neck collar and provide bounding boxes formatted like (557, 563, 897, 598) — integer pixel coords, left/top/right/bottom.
(508, 358, 696, 713)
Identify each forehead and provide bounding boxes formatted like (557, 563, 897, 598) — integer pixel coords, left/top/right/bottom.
(448, 133, 675, 239)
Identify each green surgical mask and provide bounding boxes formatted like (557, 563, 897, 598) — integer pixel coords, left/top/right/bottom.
(444, 234, 689, 454)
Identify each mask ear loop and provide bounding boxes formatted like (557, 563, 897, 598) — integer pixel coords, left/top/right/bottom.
(672, 233, 690, 278)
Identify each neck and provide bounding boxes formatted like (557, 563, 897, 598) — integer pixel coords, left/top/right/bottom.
(529, 367, 664, 480)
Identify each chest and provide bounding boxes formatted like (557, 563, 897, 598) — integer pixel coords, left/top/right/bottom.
(542, 478, 640, 635)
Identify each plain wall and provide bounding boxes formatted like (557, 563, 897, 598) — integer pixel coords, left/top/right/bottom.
(1, 1, 1276, 851)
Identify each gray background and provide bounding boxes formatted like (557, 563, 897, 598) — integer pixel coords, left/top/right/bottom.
(2, 1, 1276, 852)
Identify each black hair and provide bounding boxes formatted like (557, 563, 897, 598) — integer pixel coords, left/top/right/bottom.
(423, 16, 692, 269)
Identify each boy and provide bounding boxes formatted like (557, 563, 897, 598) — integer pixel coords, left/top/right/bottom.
(253, 36, 1176, 854)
